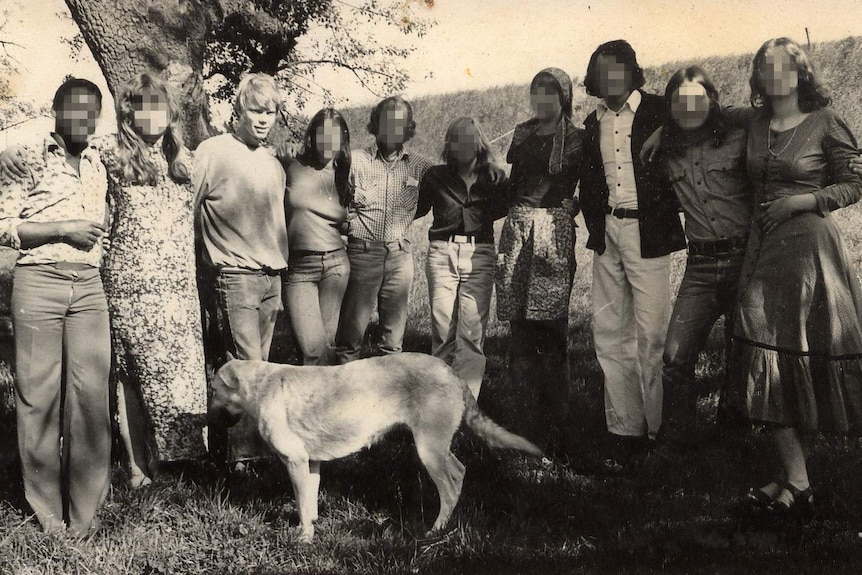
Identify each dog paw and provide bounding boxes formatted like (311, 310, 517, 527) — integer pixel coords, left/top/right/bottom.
(296, 526, 314, 544)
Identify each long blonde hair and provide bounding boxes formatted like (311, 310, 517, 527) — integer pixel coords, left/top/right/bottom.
(115, 72, 189, 185)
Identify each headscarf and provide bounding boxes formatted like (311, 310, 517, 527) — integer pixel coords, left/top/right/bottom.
(507, 67, 582, 175)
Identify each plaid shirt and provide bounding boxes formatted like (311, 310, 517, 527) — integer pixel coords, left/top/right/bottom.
(0, 135, 108, 266)
(348, 142, 434, 242)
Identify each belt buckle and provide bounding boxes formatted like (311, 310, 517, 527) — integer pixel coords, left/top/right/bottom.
(451, 234, 470, 244)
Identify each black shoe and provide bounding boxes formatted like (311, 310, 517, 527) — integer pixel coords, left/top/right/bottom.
(768, 482, 814, 519)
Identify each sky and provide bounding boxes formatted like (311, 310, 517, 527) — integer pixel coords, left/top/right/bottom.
(2, 0, 862, 141)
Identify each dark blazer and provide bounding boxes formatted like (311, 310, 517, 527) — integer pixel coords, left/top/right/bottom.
(579, 90, 686, 257)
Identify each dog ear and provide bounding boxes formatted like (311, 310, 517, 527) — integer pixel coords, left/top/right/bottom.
(215, 360, 242, 390)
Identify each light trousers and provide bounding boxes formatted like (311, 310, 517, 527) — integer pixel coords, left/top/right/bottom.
(426, 240, 495, 398)
(592, 217, 671, 438)
(12, 264, 111, 534)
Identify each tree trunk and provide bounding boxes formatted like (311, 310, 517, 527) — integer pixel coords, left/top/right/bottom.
(64, 0, 215, 148)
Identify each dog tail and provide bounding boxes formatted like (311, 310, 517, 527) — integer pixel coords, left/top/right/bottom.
(462, 387, 543, 457)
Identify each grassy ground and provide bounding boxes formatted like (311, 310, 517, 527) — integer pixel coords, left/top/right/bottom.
(3, 220, 862, 574)
(4, 35, 862, 575)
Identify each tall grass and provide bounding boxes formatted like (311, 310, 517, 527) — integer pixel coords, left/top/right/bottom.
(3, 36, 862, 574)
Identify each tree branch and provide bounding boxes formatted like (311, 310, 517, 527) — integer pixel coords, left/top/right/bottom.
(280, 59, 396, 79)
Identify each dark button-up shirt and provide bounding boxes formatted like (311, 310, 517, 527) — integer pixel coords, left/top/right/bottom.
(415, 164, 508, 242)
(665, 127, 753, 242)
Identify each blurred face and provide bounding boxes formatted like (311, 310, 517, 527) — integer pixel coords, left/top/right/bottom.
(596, 54, 632, 99)
(759, 46, 799, 98)
(55, 87, 101, 145)
(530, 81, 563, 122)
(235, 95, 277, 145)
(670, 80, 711, 130)
(448, 122, 481, 165)
(377, 102, 410, 150)
(130, 87, 170, 139)
(315, 117, 342, 163)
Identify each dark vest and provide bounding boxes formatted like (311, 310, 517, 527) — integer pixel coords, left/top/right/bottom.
(579, 91, 686, 257)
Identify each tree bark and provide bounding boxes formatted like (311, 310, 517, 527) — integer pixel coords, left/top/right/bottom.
(64, 0, 215, 148)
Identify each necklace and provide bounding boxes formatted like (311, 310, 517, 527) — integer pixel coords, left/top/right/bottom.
(766, 117, 799, 157)
(314, 168, 336, 200)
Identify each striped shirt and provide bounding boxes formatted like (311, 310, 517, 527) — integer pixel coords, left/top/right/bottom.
(0, 135, 108, 267)
(348, 142, 434, 242)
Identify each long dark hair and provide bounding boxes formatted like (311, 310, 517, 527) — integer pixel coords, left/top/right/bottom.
(749, 37, 831, 113)
(584, 39, 646, 98)
(661, 66, 731, 157)
(298, 108, 352, 207)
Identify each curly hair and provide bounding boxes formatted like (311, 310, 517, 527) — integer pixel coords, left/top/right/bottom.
(748, 37, 831, 113)
(115, 72, 189, 185)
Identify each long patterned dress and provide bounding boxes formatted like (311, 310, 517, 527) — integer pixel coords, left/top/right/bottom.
(729, 108, 862, 433)
(100, 141, 208, 461)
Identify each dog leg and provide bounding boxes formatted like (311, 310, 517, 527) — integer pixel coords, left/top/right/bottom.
(280, 455, 316, 544)
(415, 440, 466, 532)
(262, 421, 317, 543)
(309, 460, 321, 523)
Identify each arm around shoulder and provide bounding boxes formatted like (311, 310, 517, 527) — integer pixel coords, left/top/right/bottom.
(813, 109, 862, 214)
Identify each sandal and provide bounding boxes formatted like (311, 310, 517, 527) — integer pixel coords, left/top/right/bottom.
(768, 481, 814, 517)
(741, 476, 784, 511)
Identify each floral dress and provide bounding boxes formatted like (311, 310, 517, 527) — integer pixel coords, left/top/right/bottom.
(100, 140, 208, 460)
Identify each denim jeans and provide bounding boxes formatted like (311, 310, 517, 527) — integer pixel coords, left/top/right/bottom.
(659, 251, 744, 446)
(426, 240, 495, 398)
(211, 269, 282, 461)
(12, 264, 111, 534)
(335, 238, 414, 363)
(283, 248, 350, 365)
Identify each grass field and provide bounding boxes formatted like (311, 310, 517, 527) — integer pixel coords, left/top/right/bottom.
(3, 37, 862, 574)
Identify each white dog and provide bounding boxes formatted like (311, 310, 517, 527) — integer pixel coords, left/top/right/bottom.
(209, 353, 543, 543)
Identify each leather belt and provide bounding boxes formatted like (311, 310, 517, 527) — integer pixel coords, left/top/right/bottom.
(688, 236, 748, 257)
(605, 206, 639, 219)
(218, 267, 283, 276)
(348, 237, 406, 251)
(290, 248, 344, 258)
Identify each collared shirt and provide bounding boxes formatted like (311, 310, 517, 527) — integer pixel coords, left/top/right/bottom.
(597, 90, 642, 209)
(415, 164, 509, 242)
(193, 133, 289, 271)
(0, 134, 108, 267)
(348, 142, 434, 242)
(665, 127, 753, 242)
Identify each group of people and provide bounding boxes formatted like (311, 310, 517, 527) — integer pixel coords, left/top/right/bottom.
(2, 34, 862, 537)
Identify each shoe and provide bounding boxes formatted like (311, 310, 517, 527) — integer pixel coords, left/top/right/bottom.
(743, 486, 774, 509)
(768, 482, 814, 518)
(733, 476, 783, 517)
